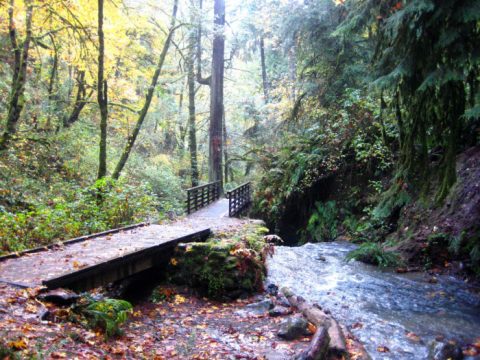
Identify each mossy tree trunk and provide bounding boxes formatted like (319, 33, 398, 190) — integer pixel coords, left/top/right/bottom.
(208, 0, 225, 189)
(97, 0, 108, 179)
(0, 0, 34, 151)
(187, 21, 199, 187)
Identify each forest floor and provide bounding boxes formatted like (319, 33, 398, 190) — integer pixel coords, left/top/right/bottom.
(0, 283, 314, 359)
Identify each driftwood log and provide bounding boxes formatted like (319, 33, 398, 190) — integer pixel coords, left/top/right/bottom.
(297, 327, 330, 360)
(281, 287, 347, 356)
(281, 287, 372, 360)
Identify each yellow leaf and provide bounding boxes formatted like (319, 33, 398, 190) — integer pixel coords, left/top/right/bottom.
(174, 295, 186, 304)
(8, 338, 27, 350)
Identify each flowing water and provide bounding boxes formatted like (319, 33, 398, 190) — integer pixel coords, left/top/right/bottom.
(266, 242, 480, 359)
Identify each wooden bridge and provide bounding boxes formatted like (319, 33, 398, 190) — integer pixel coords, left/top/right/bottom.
(0, 182, 252, 291)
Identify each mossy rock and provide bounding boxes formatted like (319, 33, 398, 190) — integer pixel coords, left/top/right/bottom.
(169, 224, 269, 298)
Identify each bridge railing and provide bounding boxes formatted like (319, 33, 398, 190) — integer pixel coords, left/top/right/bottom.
(226, 182, 252, 217)
(186, 181, 221, 214)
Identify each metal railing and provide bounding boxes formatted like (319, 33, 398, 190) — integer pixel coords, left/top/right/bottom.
(226, 182, 252, 217)
(186, 181, 221, 214)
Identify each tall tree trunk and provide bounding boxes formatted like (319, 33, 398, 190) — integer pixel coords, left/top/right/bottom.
(223, 111, 229, 183)
(97, 0, 108, 179)
(208, 0, 225, 188)
(0, 0, 34, 150)
(46, 34, 59, 130)
(187, 29, 199, 187)
(196, 0, 211, 86)
(260, 36, 269, 103)
(111, 0, 179, 180)
(63, 70, 92, 128)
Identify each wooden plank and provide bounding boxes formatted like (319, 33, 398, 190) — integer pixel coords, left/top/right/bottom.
(43, 228, 211, 291)
(0, 222, 148, 262)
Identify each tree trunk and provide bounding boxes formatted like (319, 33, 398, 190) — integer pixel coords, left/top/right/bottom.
(46, 34, 59, 130)
(208, 0, 225, 188)
(223, 111, 229, 183)
(111, 0, 179, 180)
(97, 0, 108, 179)
(63, 70, 91, 128)
(187, 28, 199, 187)
(196, 0, 211, 86)
(0, 0, 34, 150)
(260, 36, 269, 103)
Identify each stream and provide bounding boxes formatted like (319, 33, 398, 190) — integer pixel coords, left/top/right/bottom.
(266, 242, 480, 359)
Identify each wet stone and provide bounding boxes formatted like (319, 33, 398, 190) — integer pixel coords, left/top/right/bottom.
(429, 340, 464, 360)
(278, 316, 309, 340)
(269, 305, 293, 317)
(276, 293, 291, 307)
(245, 299, 274, 315)
(266, 283, 279, 296)
(38, 288, 80, 305)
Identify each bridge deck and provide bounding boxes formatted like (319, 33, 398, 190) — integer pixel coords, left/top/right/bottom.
(0, 199, 248, 290)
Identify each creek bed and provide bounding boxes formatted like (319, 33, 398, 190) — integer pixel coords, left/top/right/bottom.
(266, 241, 480, 359)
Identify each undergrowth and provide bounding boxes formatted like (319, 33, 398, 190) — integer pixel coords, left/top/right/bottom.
(0, 178, 158, 254)
(73, 297, 133, 340)
(346, 242, 402, 267)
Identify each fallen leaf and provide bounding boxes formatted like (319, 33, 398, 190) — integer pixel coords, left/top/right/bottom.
(377, 346, 390, 353)
(51, 352, 67, 358)
(406, 332, 421, 342)
(8, 338, 27, 350)
(307, 322, 317, 334)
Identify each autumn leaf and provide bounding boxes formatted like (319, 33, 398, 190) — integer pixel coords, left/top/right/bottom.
(50, 352, 67, 358)
(307, 322, 317, 334)
(474, 338, 480, 349)
(377, 346, 390, 353)
(8, 338, 27, 350)
(406, 332, 421, 342)
(174, 294, 186, 304)
(351, 322, 363, 329)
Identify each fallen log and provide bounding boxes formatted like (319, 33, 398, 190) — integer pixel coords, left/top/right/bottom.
(281, 287, 348, 357)
(297, 327, 330, 360)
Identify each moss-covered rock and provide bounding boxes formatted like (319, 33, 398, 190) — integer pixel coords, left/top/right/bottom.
(168, 224, 270, 299)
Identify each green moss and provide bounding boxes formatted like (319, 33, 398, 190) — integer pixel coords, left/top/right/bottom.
(169, 224, 269, 298)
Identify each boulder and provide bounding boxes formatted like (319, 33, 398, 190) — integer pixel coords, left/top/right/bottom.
(278, 316, 309, 340)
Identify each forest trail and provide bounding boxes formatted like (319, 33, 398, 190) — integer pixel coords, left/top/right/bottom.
(0, 199, 252, 290)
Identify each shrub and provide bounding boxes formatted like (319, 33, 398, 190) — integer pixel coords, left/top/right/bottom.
(0, 178, 158, 254)
(346, 242, 402, 267)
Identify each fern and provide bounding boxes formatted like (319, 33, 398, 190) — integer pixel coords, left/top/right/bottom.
(347, 242, 402, 268)
(83, 298, 133, 339)
(305, 201, 338, 242)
